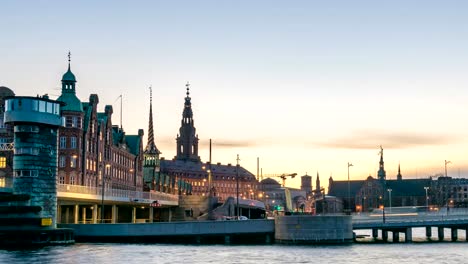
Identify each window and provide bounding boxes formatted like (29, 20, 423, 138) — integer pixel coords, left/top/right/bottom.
(15, 147, 39, 156)
(70, 175, 75, 185)
(59, 156, 66, 168)
(71, 137, 77, 149)
(0, 157, 5, 168)
(70, 155, 77, 168)
(59, 176, 65, 184)
(60, 137, 67, 149)
(0, 177, 4, 187)
(14, 170, 39, 177)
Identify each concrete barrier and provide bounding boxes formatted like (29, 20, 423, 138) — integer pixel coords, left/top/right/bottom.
(275, 215, 353, 244)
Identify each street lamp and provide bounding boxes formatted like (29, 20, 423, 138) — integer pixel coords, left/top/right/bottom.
(387, 188, 392, 213)
(347, 162, 353, 212)
(424, 186, 429, 211)
(101, 163, 110, 223)
(236, 154, 240, 219)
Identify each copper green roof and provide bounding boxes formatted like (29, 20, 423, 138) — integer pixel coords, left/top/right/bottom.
(61, 68, 76, 82)
(57, 93, 83, 112)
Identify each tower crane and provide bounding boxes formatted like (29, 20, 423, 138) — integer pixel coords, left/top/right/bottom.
(263, 173, 297, 187)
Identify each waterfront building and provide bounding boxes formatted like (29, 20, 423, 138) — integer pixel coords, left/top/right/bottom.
(328, 147, 431, 212)
(56, 55, 144, 191)
(159, 83, 258, 201)
(0, 86, 15, 188)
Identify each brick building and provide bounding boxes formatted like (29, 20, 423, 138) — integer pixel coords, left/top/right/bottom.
(56, 55, 144, 191)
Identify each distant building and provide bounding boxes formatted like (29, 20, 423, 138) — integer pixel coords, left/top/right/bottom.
(0, 86, 15, 187)
(159, 83, 258, 201)
(56, 55, 144, 191)
(328, 147, 431, 212)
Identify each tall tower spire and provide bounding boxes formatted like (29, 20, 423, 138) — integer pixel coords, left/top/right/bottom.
(397, 163, 402, 180)
(377, 145, 386, 181)
(145, 86, 160, 154)
(316, 172, 321, 193)
(176, 82, 200, 162)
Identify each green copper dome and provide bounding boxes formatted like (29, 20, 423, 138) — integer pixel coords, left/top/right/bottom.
(62, 68, 76, 82)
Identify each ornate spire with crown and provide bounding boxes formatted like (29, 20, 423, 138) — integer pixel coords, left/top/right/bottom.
(175, 82, 200, 162)
(377, 145, 386, 181)
(144, 86, 161, 155)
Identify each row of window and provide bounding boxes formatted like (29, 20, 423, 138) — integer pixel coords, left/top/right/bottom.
(5, 98, 60, 115)
(60, 136, 78, 149)
(65, 116, 82, 128)
(59, 155, 78, 168)
(15, 170, 39, 177)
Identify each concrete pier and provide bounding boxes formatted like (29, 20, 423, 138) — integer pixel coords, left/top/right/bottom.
(275, 215, 353, 244)
(392, 231, 399, 243)
(426, 226, 432, 239)
(451, 228, 458, 242)
(438, 227, 445, 241)
(405, 228, 412, 243)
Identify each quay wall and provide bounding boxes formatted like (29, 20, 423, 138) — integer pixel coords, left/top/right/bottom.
(275, 215, 353, 244)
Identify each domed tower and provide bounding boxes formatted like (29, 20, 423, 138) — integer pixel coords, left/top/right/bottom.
(0, 86, 15, 187)
(57, 52, 85, 186)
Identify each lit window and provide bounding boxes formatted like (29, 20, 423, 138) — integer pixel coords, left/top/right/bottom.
(70, 156, 77, 168)
(0, 157, 6, 168)
(0, 177, 4, 187)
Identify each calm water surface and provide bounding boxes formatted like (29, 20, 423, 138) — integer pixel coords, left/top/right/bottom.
(0, 229, 467, 264)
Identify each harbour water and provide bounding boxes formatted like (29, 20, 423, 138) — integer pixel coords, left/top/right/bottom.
(0, 228, 466, 264)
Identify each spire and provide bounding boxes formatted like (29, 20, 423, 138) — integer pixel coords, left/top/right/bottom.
(397, 163, 402, 180)
(176, 82, 200, 162)
(316, 171, 321, 192)
(377, 145, 386, 181)
(68, 51, 71, 70)
(144, 86, 160, 154)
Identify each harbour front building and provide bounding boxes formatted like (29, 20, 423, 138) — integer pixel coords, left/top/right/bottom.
(155, 84, 258, 202)
(57, 58, 144, 191)
(0, 86, 15, 188)
(327, 147, 431, 213)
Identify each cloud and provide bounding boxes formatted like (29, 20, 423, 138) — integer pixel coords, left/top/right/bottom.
(205, 140, 256, 148)
(314, 131, 458, 149)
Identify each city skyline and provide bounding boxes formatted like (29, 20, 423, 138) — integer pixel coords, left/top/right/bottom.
(2, 1, 468, 188)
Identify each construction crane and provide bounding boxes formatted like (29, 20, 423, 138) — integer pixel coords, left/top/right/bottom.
(263, 173, 297, 187)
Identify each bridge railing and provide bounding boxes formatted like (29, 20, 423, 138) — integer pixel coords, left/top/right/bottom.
(57, 184, 179, 204)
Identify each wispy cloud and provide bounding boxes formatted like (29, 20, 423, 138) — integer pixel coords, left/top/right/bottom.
(314, 131, 458, 149)
(204, 140, 256, 148)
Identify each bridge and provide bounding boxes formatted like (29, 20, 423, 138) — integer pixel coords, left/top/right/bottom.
(56, 184, 179, 224)
(352, 210, 468, 242)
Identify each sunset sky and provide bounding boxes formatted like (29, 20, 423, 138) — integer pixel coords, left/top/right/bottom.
(2, 1, 468, 189)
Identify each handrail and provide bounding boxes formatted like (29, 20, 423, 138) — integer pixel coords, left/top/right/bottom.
(57, 184, 179, 203)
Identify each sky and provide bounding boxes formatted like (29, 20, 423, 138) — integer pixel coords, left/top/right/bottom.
(2, 1, 468, 189)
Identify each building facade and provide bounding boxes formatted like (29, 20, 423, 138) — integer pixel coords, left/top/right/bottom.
(56, 56, 144, 191)
(0, 86, 15, 187)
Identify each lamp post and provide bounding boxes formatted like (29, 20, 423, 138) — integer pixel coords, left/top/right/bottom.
(347, 162, 353, 212)
(387, 188, 392, 213)
(236, 154, 240, 219)
(444, 160, 451, 213)
(424, 186, 429, 212)
(101, 163, 110, 223)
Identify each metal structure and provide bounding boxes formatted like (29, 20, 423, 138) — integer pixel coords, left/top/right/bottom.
(264, 173, 297, 187)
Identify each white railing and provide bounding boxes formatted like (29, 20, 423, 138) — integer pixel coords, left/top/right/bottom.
(57, 184, 179, 204)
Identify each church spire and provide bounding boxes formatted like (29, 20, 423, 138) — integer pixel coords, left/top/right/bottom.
(61, 51, 77, 93)
(397, 163, 402, 180)
(316, 171, 321, 193)
(145, 86, 160, 154)
(377, 145, 386, 181)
